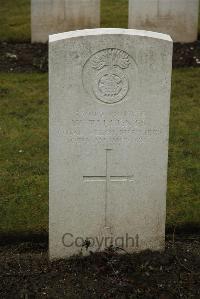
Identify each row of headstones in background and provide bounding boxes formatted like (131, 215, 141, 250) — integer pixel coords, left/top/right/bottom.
(49, 28, 172, 259)
(31, 0, 199, 43)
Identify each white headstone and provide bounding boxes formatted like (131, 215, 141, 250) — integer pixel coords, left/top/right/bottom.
(49, 28, 172, 260)
(129, 0, 199, 43)
(31, 0, 100, 43)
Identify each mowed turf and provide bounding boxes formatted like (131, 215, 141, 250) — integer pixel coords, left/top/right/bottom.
(167, 69, 200, 230)
(0, 69, 199, 234)
(0, 0, 200, 42)
(0, 74, 48, 234)
(101, 0, 128, 28)
(0, 0, 31, 42)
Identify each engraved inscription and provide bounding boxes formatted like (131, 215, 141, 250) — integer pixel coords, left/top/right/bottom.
(56, 110, 163, 146)
(83, 49, 138, 104)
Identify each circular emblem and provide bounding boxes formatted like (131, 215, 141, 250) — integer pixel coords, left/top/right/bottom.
(93, 68, 129, 104)
(83, 48, 133, 104)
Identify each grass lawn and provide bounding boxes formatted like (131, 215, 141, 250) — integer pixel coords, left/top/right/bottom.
(0, 0, 31, 42)
(0, 73, 48, 234)
(0, 69, 199, 235)
(101, 0, 128, 28)
(167, 68, 200, 230)
(0, 0, 199, 42)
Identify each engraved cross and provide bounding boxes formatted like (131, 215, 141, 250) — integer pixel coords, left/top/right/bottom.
(83, 149, 134, 227)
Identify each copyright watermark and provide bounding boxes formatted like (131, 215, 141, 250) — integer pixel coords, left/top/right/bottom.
(62, 233, 139, 250)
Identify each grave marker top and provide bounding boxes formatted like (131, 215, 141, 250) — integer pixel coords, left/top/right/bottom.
(49, 29, 173, 260)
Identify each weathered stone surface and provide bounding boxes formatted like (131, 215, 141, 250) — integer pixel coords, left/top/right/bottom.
(31, 0, 100, 43)
(49, 29, 173, 260)
(129, 0, 199, 42)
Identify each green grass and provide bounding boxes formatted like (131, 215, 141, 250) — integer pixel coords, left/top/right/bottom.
(167, 68, 200, 229)
(0, 0, 30, 42)
(0, 73, 48, 234)
(199, 5, 200, 36)
(1, 0, 199, 42)
(0, 69, 199, 234)
(101, 0, 128, 28)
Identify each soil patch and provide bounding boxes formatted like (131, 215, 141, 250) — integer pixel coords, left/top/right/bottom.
(0, 41, 200, 73)
(0, 234, 199, 298)
(0, 42, 48, 73)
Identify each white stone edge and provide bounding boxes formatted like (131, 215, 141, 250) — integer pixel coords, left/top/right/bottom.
(49, 28, 172, 43)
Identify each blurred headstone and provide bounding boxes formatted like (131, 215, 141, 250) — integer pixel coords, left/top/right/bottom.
(31, 0, 100, 43)
(129, 0, 199, 42)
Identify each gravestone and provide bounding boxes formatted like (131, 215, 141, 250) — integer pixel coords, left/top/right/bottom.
(31, 0, 100, 43)
(49, 28, 172, 260)
(129, 0, 199, 43)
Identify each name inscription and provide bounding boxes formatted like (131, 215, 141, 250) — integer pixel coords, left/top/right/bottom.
(57, 109, 162, 145)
